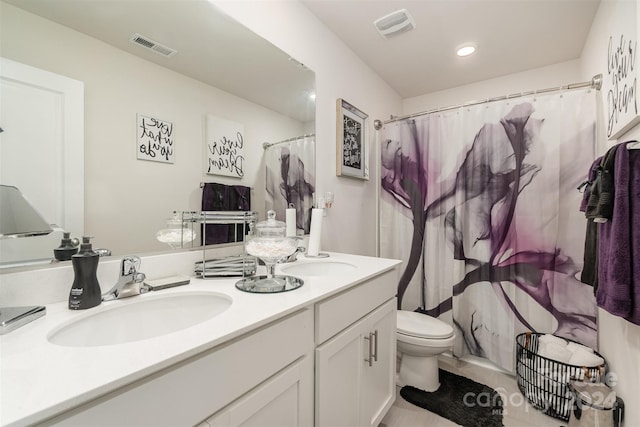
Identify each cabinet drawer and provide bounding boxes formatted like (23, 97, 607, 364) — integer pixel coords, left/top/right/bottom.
(315, 269, 396, 344)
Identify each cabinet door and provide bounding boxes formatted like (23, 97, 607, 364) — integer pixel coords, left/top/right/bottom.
(315, 319, 364, 427)
(315, 298, 397, 427)
(360, 299, 396, 427)
(206, 356, 313, 427)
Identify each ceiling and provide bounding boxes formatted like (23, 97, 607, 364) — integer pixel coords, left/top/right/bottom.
(301, 0, 601, 98)
(3, 0, 316, 123)
(6, 0, 601, 108)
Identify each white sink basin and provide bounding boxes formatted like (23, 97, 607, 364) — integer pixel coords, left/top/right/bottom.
(280, 261, 357, 276)
(48, 292, 232, 347)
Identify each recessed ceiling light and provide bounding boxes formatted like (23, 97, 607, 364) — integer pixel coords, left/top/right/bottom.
(456, 43, 477, 57)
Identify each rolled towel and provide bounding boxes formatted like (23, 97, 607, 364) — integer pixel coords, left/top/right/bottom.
(539, 334, 568, 347)
(566, 341, 594, 354)
(539, 342, 573, 364)
(537, 341, 547, 356)
(569, 348, 604, 367)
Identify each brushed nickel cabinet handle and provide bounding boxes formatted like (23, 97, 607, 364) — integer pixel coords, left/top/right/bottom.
(364, 333, 373, 367)
(372, 330, 378, 362)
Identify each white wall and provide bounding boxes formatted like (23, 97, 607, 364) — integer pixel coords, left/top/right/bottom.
(1, 3, 306, 256)
(580, 1, 640, 425)
(215, 1, 403, 257)
(403, 59, 582, 114)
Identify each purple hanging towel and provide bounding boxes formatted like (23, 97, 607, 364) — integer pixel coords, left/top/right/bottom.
(596, 141, 640, 326)
(201, 183, 251, 245)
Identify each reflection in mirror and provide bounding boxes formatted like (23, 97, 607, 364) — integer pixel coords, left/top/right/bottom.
(0, 55, 84, 267)
(0, 0, 315, 269)
(0, 185, 53, 238)
(264, 134, 316, 235)
(0, 185, 50, 331)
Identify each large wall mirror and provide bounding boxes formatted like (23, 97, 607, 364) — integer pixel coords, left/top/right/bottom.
(0, 0, 316, 268)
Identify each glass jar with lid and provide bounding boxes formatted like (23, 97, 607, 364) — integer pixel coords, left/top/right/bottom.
(238, 210, 302, 293)
(156, 212, 196, 249)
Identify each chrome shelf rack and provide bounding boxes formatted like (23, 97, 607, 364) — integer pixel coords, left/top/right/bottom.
(174, 210, 258, 279)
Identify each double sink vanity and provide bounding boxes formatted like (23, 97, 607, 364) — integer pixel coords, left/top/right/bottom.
(0, 251, 400, 426)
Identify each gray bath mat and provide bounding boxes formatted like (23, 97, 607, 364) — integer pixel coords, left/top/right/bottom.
(400, 369, 504, 427)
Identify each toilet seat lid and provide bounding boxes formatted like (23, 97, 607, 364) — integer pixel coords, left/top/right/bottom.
(397, 311, 454, 339)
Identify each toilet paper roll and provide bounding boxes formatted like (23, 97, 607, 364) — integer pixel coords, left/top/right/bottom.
(307, 208, 323, 256)
(286, 208, 296, 237)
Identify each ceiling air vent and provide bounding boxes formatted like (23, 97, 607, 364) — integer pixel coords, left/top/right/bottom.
(374, 9, 415, 39)
(130, 33, 177, 58)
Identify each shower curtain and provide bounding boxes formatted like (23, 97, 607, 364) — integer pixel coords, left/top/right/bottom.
(265, 134, 316, 233)
(380, 89, 598, 372)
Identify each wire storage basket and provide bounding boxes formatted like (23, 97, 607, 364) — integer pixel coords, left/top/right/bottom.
(515, 332, 606, 421)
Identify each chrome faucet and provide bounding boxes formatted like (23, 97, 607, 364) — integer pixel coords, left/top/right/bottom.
(284, 238, 306, 262)
(102, 256, 148, 301)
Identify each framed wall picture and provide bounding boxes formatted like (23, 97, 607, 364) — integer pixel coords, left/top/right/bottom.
(336, 98, 369, 180)
(205, 114, 245, 178)
(137, 114, 174, 163)
(603, 2, 638, 140)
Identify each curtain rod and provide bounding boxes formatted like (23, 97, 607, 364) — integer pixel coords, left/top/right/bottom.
(373, 74, 603, 130)
(262, 133, 315, 150)
(200, 182, 254, 190)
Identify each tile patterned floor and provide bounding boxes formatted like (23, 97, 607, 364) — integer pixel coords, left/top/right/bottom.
(381, 356, 568, 427)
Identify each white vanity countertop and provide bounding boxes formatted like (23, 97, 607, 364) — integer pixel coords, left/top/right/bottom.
(0, 252, 400, 427)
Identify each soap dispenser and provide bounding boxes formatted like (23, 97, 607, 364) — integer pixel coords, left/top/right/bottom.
(53, 232, 79, 261)
(68, 236, 102, 310)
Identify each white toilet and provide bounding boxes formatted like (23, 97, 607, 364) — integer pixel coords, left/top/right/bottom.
(396, 310, 455, 392)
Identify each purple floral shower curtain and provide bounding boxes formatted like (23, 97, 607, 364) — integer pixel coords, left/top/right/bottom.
(380, 90, 598, 371)
(265, 135, 316, 233)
